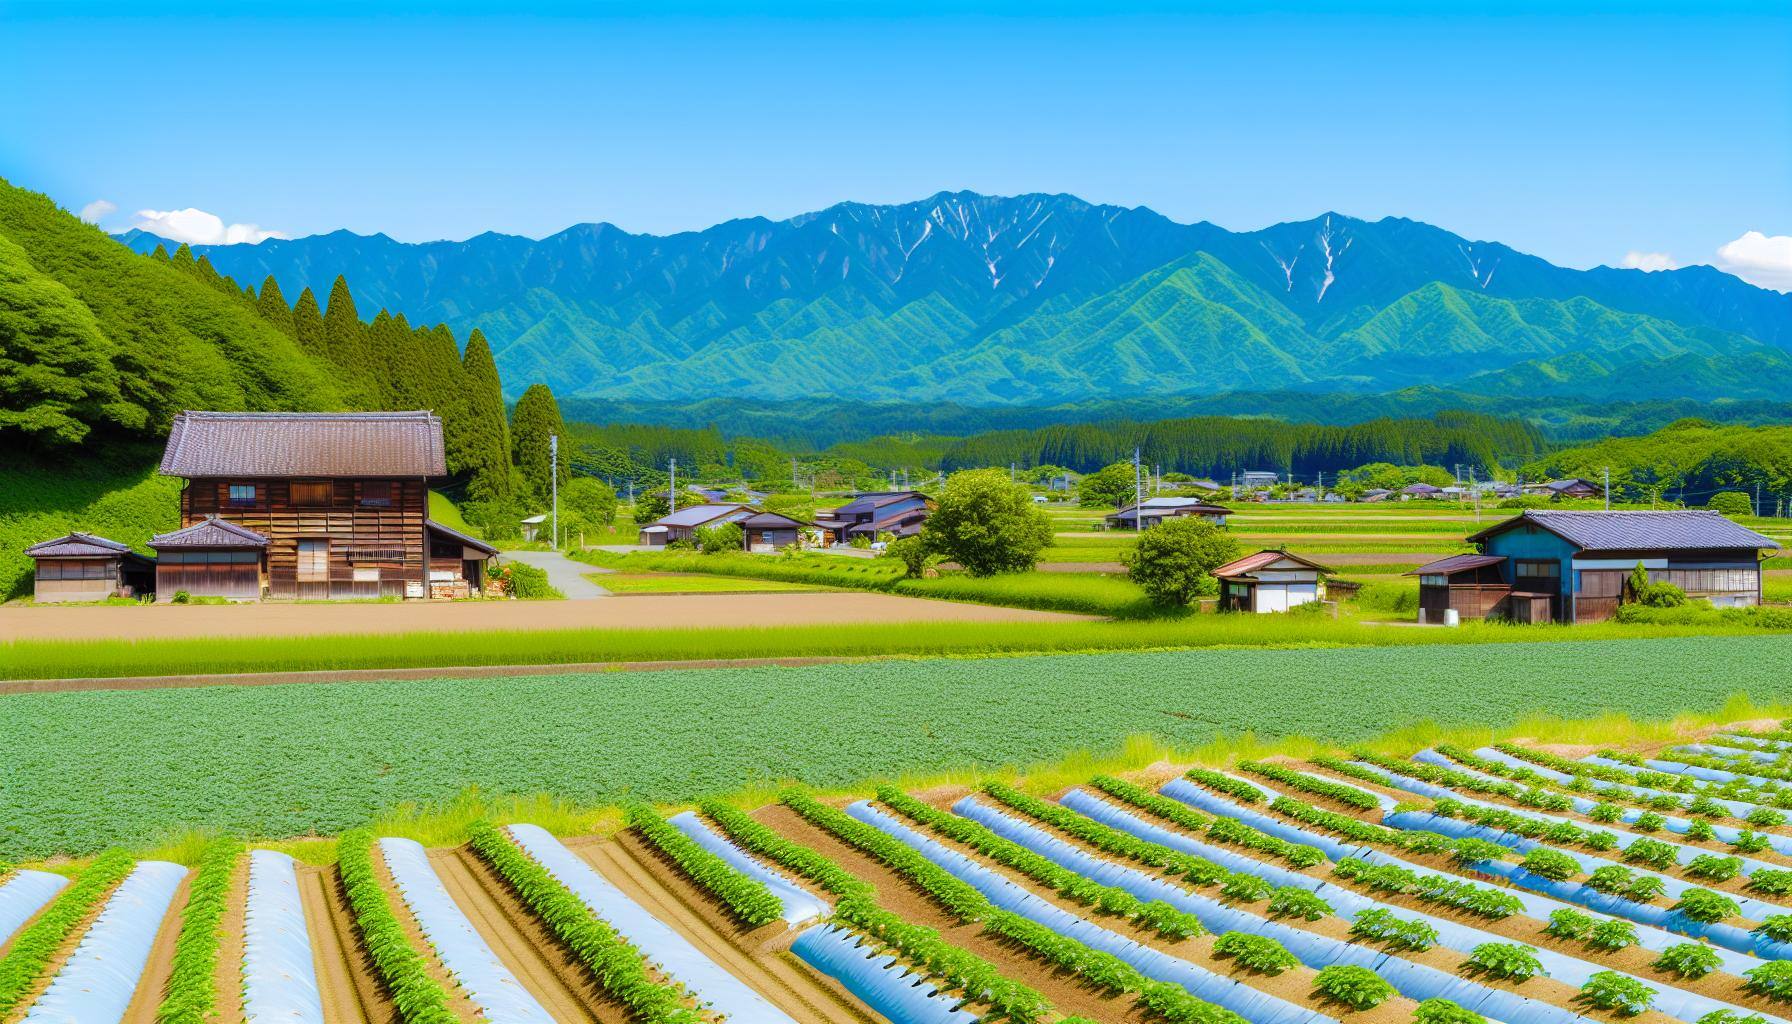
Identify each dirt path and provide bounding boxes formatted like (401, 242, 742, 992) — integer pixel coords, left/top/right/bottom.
(119, 872, 192, 1024)
(572, 835, 874, 1024)
(428, 847, 618, 1024)
(296, 865, 391, 1024)
(0, 592, 1081, 642)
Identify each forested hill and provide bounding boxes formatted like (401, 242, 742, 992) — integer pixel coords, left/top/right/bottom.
(128, 191, 1792, 406)
(0, 176, 513, 504)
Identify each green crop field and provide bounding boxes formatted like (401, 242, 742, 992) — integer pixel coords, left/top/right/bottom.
(593, 573, 828, 594)
(7, 634, 1792, 859)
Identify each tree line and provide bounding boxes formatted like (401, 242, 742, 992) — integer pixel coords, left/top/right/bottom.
(935, 411, 1546, 480)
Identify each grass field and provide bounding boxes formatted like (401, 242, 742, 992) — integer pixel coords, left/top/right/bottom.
(593, 573, 828, 594)
(8, 634, 1792, 859)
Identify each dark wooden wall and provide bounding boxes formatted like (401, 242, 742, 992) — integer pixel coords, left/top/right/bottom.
(182, 477, 427, 599)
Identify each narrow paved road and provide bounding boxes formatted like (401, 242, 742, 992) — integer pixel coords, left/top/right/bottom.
(499, 549, 611, 599)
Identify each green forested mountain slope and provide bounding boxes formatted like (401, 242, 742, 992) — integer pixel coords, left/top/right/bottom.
(0, 178, 346, 455)
(132, 192, 1792, 405)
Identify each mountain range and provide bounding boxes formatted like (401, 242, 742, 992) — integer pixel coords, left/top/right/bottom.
(120, 192, 1792, 405)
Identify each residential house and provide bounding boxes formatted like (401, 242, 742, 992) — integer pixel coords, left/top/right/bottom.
(637, 503, 812, 550)
(154, 410, 494, 601)
(1240, 470, 1280, 489)
(1105, 497, 1232, 530)
(1214, 550, 1332, 613)
(1522, 478, 1605, 501)
(25, 533, 155, 603)
(1400, 483, 1443, 500)
(1410, 509, 1779, 624)
(814, 491, 934, 544)
(1360, 488, 1393, 503)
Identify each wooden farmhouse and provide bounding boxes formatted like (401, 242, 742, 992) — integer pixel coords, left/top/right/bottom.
(1411, 509, 1780, 624)
(1105, 497, 1232, 531)
(24, 533, 155, 603)
(1213, 549, 1332, 613)
(638, 503, 813, 550)
(153, 410, 496, 601)
(813, 491, 935, 544)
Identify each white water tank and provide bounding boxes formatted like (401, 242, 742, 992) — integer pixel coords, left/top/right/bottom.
(1443, 608, 1460, 627)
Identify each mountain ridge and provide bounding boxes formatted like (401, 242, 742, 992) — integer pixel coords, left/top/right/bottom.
(117, 191, 1792, 405)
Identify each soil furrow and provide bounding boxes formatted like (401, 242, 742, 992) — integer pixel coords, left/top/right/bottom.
(296, 864, 391, 1024)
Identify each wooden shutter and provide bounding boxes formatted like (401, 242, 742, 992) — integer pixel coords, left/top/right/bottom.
(291, 480, 333, 506)
(297, 539, 329, 582)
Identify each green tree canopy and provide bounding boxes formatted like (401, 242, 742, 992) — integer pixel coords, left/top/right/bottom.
(254, 275, 293, 337)
(1078, 461, 1138, 508)
(510, 383, 569, 506)
(459, 329, 512, 502)
(561, 476, 618, 535)
(1708, 491, 1753, 517)
(921, 468, 1053, 576)
(1122, 517, 1241, 607)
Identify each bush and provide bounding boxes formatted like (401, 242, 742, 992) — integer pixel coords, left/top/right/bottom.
(498, 561, 562, 600)
(632, 493, 670, 525)
(1413, 999, 1485, 1024)
(561, 476, 618, 531)
(1627, 561, 1687, 608)
(1710, 491, 1754, 517)
(1212, 932, 1299, 975)
(1654, 942, 1722, 979)
(694, 521, 743, 553)
(1077, 461, 1138, 509)
(1520, 847, 1579, 880)
(921, 469, 1053, 576)
(883, 535, 931, 579)
(1314, 965, 1394, 1010)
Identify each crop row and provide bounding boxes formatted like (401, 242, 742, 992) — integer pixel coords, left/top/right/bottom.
(625, 805, 784, 926)
(154, 839, 242, 1024)
(1087, 774, 1326, 867)
(0, 849, 133, 1018)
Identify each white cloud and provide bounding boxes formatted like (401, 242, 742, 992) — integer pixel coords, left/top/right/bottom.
(1620, 250, 1676, 272)
(1714, 231, 1792, 293)
(79, 199, 117, 224)
(126, 207, 286, 246)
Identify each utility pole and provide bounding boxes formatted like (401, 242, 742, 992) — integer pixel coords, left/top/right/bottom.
(1133, 446, 1143, 532)
(669, 457, 677, 514)
(1470, 467, 1481, 524)
(1756, 481, 1763, 518)
(1603, 466, 1610, 511)
(549, 434, 559, 549)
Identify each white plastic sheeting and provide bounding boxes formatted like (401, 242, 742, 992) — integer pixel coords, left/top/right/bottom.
(667, 812, 829, 926)
(953, 796, 1587, 1024)
(1412, 751, 1792, 859)
(1470, 748, 1759, 817)
(0, 870, 68, 949)
(1679, 743, 1782, 765)
(1162, 778, 1370, 863)
(842, 800, 1339, 1024)
(22, 860, 185, 1024)
(378, 837, 556, 1024)
(1583, 754, 1740, 785)
(243, 850, 324, 1024)
(1063, 789, 1779, 1024)
(503, 823, 799, 1023)
(791, 924, 980, 1024)
(1353, 761, 1786, 876)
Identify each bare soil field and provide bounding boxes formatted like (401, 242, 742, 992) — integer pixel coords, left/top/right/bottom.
(0, 591, 1081, 642)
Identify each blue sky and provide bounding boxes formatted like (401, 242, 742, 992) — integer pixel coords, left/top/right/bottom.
(3, 1, 1789, 278)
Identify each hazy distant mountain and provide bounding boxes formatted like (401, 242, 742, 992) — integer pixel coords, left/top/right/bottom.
(120, 191, 1792, 404)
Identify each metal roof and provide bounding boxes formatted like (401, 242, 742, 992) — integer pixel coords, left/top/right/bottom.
(824, 491, 931, 517)
(24, 532, 137, 558)
(654, 503, 751, 528)
(738, 511, 812, 529)
(1406, 553, 1507, 576)
(150, 516, 269, 549)
(159, 411, 447, 478)
(1213, 549, 1334, 579)
(1470, 510, 1781, 552)
(425, 519, 497, 556)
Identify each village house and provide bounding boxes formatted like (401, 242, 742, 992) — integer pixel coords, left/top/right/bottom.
(152, 410, 496, 601)
(1105, 496, 1232, 530)
(1214, 549, 1332, 613)
(1240, 470, 1280, 489)
(637, 503, 813, 550)
(1522, 477, 1605, 501)
(1409, 509, 1779, 624)
(24, 533, 155, 603)
(1400, 482, 1443, 500)
(813, 491, 934, 544)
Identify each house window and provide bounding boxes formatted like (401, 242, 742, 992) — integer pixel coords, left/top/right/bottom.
(1515, 559, 1559, 578)
(35, 559, 110, 581)
(291, 480, 333, 506)
(352, 566, 381, 583)
(1419, 574, 1447, 587)
(228, 484, 257, 506)
(296, 539, 329, 582)
(359, 480, 393, 507)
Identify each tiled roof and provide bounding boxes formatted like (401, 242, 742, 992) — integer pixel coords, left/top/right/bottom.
(1407, 553, 1507, 576)
(24, 532, 136, 558)
(150, 517, 269, 549)
(159, 411, 447, 478)
(1472, 510, 1781, 552)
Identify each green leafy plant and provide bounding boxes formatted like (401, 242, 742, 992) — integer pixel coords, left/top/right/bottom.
(1751, 869, 1792, 896)
(336, 829, 461, 1024)
(1241, 761, 1380, 810)
(1466, 942, 1544, 981)
(1314, 965, 1394, 1010)
(0, 849, 134, 1017)
(1212, 933, 1299, 975)
(1185, 768, 1266, 804)
(1623, 837, 1677, 870)
(154, 839, 243, 1024)
(1585, 919, 1639, 952)
(1654, 942, 1722, 979)
(1579, 971, 1656, 1015)
(1544, 908, 1595, 940)
(1685, 819, 1718, 842)
(1349, 908, 1438, 951)
(1674, 887, 1741, 923)
(1745, 960, 1792, 1000)
(1267, 887, 1333, 921)
(625, 805, 783, 926)
(1685, 853, 1742, 882)
(1413, 998, 1485, 1024)
(1732, 830, 1771, 854)
(1122, 516, 1238, 607)
(1520, 846, 1579, 881)
(1625, 875, 1667, 902)
(1755, 914, 1792, 943)
(1089, 775, 1323, 868)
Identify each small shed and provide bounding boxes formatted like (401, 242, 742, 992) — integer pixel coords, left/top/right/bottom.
(519, 514, 549, 541)
(150, 516, 269, 601)
(739, 510, 813, 552)
(1213, 549, 1333, 613)
(1106, 497, 1232, 531)
(25, 532, 155, 603)
(1407, 553, 1536, 624)
(426, 519, 499, 598)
